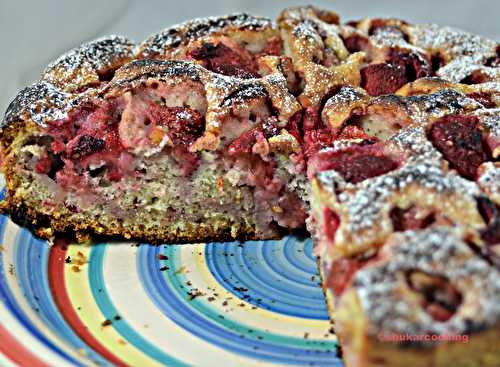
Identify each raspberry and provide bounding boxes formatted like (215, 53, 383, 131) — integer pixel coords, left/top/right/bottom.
(361, 51, 431, 96)
(323, 208, 340, 241)
(360, 63, 407, 96)
(70, 135, 105, 158)
(188, 42, 259, 78)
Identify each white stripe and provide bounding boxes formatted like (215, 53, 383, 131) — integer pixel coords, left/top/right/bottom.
(0, 302, 75, 367)
(0, 351, 19, 367)
(180, 243, 335, 339)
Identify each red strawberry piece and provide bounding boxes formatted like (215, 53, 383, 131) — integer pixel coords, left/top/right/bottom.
(188, 42, 259, 78)
(227, 127, 265, 155)
(314, 144, 399, 183)
(360, 63, 408, 96)
(323, 208, 340, 241)
(428, 115, 490, 180)
(342, 34, 370, 53)
(148, 104, 204, 146)
(326, 256, 373, 297)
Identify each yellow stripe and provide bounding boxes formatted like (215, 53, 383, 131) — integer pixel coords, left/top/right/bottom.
(64, 245, 164, 367)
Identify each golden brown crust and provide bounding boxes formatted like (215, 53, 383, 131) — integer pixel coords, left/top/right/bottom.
(277, 6, 363, 107)
(0, 198, 267, 245)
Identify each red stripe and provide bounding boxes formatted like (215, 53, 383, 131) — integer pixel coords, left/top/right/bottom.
(0, 323, 50, 367)
(48, 239, 128, 367)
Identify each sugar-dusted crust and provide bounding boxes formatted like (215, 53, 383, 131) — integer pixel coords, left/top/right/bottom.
(42, 35, 136, 92)
(314, 160, 486, 258)
(137, 13, 277, 59)
(288, 7, 500, 366)
(103, 58, 301, 152)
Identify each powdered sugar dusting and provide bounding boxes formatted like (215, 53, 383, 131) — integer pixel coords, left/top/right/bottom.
(340, 162, 480, 233)
(437, 56, 500, 83)
(2, 81, 87, 128)
(407, 24, 497, 61)
(353, 227, 500, 336)
(139, 13, 274, 58)
(323, 86, 365, 109)
(390, 125, 442, 162)
(404, 89, 482, 124)
(473, 108, 500, 137)
(478, 162, 500, 201)
(42, 35, 135, 89)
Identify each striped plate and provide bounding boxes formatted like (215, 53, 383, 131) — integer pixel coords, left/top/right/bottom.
(0, 176, 341, 367)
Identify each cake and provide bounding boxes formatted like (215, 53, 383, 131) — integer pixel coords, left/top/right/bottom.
(0, 15, 307, 243)
(1, 5, 499, 366)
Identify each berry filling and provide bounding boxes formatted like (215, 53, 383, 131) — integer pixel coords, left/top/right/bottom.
(361, 63, 407, 96)
(389, 206, 435, 231)
(405, 270, 462, 322)
(476, 197, 500, 245)
(386, 51, 431, 82)
(460, 70, 491, 85)
(68, 135, 105, 159)
(20, 77, 309, 239)
(187, 42, 260, 79)
(311, 142, 400, 183)
(258, 36, 283, 57)
(146, 102, 204, 146)
(335, 125, 374, 141)
(466, 92, 496, 109)
(29, 89, 209, 190)
(322, 208, 340, 242)
(299, 103, 375, 158)
(428, 115, 491, 180)
(302, 110, 333, 156)
(326, 256, 373, 297)
(227, 117, 280, 155)
(341, 34, 369, 54)
(360, 51, 431, 96)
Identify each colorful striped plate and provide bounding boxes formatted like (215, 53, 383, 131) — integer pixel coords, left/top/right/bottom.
(0, 176, 341, 366)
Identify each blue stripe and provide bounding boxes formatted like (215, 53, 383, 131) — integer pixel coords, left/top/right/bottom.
(88, 244, 189, 367)
(205, 238, 328, 319)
